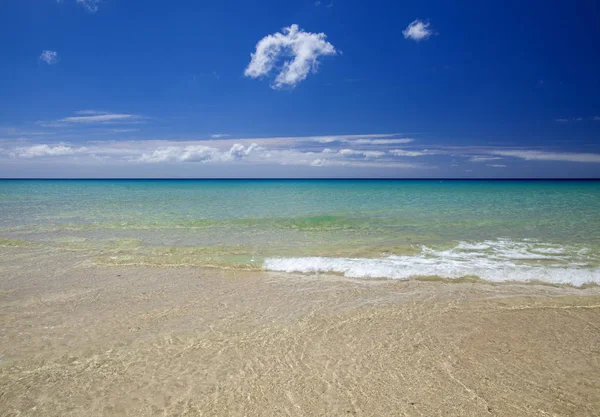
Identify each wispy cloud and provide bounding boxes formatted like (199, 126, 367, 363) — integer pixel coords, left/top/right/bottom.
(76, 0, 101, 13)
(139, 146, 223, 163)
(349, 139, 414, 145)
(2, 134, 430, 171)
(244, 24, 337, 89)
(468, 156, 503, 162)
(309, 134, 413, 145)
(556, 117, 589, 122)
(11, 144, 85, 158)
(111, 129, 140, 133)
(339, 149, 386, 158)
(403, 20, 433, 42)
(489, 150, 600, 163)
(5, 131, 600, 178)
(210, 133, 230, 139)
(389, 149, 429, 157)
(39, 111, 142, 127)
(594, 116, 600, 121)
(39, 50, 59, 65)
(60, 114, 135, 124)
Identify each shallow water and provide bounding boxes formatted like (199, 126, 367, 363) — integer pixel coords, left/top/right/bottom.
(1, 179, 600, 285)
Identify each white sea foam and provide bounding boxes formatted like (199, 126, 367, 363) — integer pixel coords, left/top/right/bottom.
(263, 239, 600, 286)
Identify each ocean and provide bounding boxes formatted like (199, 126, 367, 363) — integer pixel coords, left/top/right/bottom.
(1, 179, 600, 286)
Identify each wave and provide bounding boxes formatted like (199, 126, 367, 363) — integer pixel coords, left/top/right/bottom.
(263, 239, 600, 286)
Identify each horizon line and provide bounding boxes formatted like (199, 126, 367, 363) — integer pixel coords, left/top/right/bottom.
(2, 178, 600, 181)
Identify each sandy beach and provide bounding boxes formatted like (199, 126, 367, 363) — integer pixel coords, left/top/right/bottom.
(0, 245, 599, 416)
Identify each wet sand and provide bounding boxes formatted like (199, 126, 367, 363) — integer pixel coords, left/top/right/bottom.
(1, 246, 600, 416)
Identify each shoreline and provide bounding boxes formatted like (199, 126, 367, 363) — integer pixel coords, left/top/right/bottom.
(2, 246, 600, 416)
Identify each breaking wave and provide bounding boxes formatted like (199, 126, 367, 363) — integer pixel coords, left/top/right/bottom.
(264, 239, 600, 286)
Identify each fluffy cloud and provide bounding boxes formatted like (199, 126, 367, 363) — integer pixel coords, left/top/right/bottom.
(244, 24, 337, 89)
(39, 50, 59, 65)
(227, 143, 259, 160)
(137, 143, 260, 164)
(138, 146, 219, 163)
(3, 136, 432, 172)
(8, 135, 600, 169)
(13, 144, 84, 158)
(403, 20, 433, 42)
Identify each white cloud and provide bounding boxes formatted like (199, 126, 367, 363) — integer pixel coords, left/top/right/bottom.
(7, 133, 600, 178)
(59, 113, 135, 124)
(13, 144, 85, 158)
(308, 159, 423, 169)
(8, 134, 600, 169)
(403, 20, 433, 42)
(349, 138, 414, 145)
(244, 24, 337, 89)
(210, 134, 230, 138)
(138, 146, 219, 163)
(389, 149, 428, 157)
(39, 111, 140, 127)
(227, 143, 259, 160)
(137, 143, 260, 164)
(489, 150, 600, 163)
(468, 156, 503, 162)
(39, 50, 59, 65)
(76, 0, 101, 12)
(339, 149, 385, 158)
(310, 135, 413, 145)
(2, 137, 431, 172)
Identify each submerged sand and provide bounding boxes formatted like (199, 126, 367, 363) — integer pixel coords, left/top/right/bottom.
(1, 246, 600, 416)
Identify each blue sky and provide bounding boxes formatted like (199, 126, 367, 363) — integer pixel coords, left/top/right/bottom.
(1, 0, 600, 178)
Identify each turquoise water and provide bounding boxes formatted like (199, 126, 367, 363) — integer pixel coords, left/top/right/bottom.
(1, 180, 600, 285)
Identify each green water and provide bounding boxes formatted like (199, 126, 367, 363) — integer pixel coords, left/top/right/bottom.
(1, 180, 599, 284)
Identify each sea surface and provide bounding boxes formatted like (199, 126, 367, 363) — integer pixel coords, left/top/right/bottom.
(1, 179, 600, 286)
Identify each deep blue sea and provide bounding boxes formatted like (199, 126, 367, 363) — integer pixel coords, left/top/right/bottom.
(1, 179, 600, 285)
